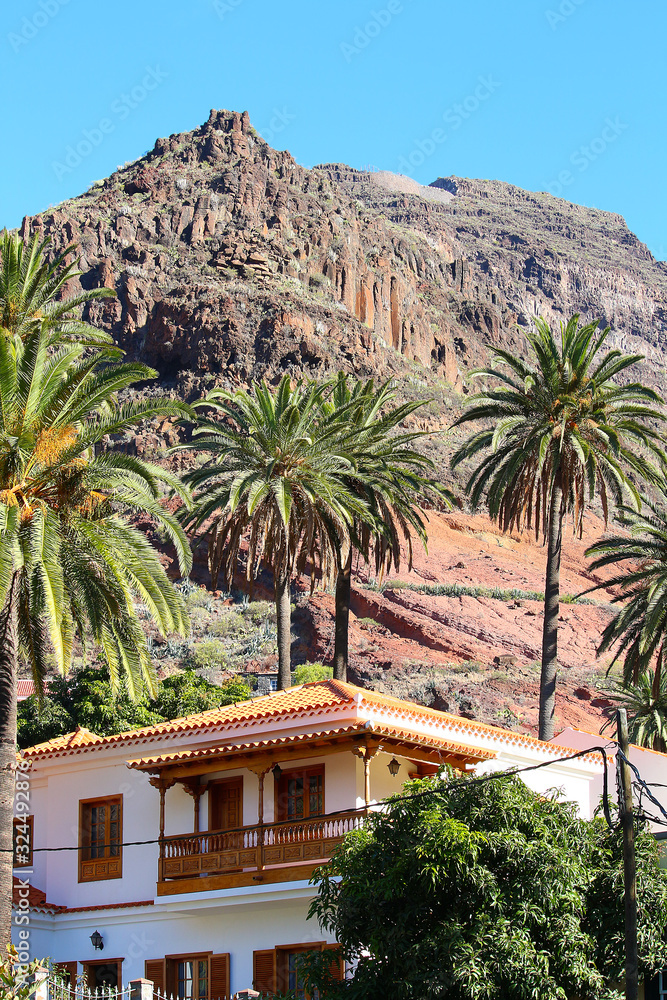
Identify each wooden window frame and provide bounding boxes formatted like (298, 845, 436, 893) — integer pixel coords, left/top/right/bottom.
(275, 765, 325, 823)
(78, 795, 123, 883)
(207, 776, 243, 832)
(82, 958, 123, 990)
(257, 942, 342, 998)
(13, 815, 33, 868)
(159, 951, 229, 1000)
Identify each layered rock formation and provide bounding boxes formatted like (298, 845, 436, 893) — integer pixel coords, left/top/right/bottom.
(20, 107, 667, 415)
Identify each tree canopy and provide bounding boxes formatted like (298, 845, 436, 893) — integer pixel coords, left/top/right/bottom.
(17, 665, 252, 749)
(308, 769, 667, 1000)
(451, 314, 665, 739)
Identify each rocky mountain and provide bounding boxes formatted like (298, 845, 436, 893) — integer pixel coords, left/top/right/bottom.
(14, 108, 666, 735)
(19, 108, 667, 418)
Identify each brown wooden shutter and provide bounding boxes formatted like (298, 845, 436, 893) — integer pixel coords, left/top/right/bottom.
(209, 953, 230, 1000)
(145, 959, 165, 993)
(54, 962, 78, 986)
(253, 949, 276, 996)
(322, 944, 345, 982)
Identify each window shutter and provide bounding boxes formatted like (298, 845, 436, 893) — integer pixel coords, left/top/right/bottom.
(145, 959, 165, 993)
(210, 953, 230, 1000)
(253, 949, 276, 996)
(55, 962, 78, 987)
(322, 944, 345, 981)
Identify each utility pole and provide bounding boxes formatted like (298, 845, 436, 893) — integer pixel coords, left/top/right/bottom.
(617, 707, 638, 1000)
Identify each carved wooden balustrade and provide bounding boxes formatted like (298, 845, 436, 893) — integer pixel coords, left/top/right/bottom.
(159, 809, 362, 881)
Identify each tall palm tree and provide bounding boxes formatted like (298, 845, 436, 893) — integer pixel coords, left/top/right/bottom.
(586, 495, 667, 694)
(451, 315, 665, 740)
(0, 231, 114, 345)
(0, 322, 192, 946)
(320, 374, 453, 681)
(181, 376, 366, 690)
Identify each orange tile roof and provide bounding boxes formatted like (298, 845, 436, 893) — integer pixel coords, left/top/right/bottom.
(12, 877, 64, 914)
(126, 721, 497, 771)
(12, 878, 153, 914)
(21, 679, 600, 766)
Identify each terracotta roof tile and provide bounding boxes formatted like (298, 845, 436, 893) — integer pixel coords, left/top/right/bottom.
(12, 878, 153, 914)
(126, 721, 498, 771)
(21, 680, 600, 766)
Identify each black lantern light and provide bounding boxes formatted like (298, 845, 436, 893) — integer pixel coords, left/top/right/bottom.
(272, 763, 282, 781)
(90, 930, 104, 951)
(387, 758, 400, 777)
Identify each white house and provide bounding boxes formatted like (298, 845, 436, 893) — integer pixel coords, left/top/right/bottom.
(13, 679, 604, 997)
(551, 725, 667, 833)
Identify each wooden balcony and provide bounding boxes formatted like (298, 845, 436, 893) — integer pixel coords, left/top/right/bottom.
(157, 809, 363, 895)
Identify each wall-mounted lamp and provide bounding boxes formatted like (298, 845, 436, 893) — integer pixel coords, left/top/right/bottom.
(90, 930, 104, 951)
(272, 763, 282, 781)
(387, 758, 400, 777)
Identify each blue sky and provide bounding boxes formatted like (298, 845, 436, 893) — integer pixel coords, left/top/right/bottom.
(2, 0, 666, 258)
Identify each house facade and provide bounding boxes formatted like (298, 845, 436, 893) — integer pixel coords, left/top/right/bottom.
(13, 679, 603, 997)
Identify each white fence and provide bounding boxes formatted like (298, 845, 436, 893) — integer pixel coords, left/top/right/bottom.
(30, 972, 258, 1000)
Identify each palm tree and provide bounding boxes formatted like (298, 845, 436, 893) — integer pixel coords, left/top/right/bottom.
(586, 495, 667, 694)
(451, 314, 665, 740)
(602, 673, 667, 752)
(0, 231, 114, 345)
(0, 322, 192, 946)
(320, 374, 453, 681)
(181, 376, 366, 689)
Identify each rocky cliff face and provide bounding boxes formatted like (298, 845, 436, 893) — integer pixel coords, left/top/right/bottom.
(17, 107, 662, 734)
(20, 108, 667, 419)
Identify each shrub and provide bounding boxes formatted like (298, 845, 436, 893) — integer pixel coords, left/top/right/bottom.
(292, 663, 333, 685)
(192, 640, 227, 671)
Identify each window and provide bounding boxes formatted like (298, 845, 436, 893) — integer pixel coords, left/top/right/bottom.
(176, 957, 208, 999)
(83, 960, 122, 990)
(145, 954, 230, 1000)
(13, 815, 33, 868)
(79, 796, 122, 882)
(276, 766, 324, 822)
(286, 950, 312, 999)
(253, 944, 343, 997)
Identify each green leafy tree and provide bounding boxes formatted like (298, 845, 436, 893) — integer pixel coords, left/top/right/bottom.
(320, 375, 453, 681)
(451, 315, 665, 739)
(308, 771, 667, 1000)
(0, 232, 114, 345)
(17, 666, 253, 749)
(0, 320, 192, 946)
(181, 376, 365, 689)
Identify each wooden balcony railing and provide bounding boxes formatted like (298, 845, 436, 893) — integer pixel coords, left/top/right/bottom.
(159, 809, 362, 881)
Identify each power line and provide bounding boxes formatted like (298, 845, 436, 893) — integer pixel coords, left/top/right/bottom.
(9, 745, 618, 855)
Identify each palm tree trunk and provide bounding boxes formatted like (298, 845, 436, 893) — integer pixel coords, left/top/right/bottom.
(539, 474, 564, 741)
(275, 570, 292, 690)
(0, 576, 18, 948)
(333, 551, 352, 682)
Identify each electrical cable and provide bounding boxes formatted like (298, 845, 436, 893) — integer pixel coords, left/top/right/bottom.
(8, 744, 618, 854)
